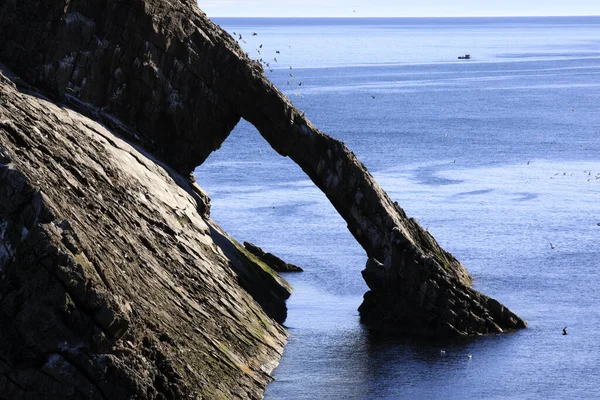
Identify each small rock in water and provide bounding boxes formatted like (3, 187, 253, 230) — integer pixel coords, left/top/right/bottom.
(243, 241, 304, 272)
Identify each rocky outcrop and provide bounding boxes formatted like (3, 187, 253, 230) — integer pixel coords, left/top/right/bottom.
(0, 70, 290, 399)
(0, 0, 245, 175)
(244, 242, 304, 273)
(1, 0, 525, 356)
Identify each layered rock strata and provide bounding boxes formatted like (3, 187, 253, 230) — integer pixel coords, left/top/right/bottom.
(0, 71, 290, 399)
(0, 0, 525, 348)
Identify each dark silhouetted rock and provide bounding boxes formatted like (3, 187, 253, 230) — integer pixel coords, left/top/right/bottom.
(244, 242, 304, 272)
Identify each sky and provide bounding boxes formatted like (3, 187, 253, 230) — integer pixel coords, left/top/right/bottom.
(198, 0, 599, 18)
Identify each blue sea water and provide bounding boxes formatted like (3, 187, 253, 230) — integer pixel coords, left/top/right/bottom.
(195, 17, 600, 399)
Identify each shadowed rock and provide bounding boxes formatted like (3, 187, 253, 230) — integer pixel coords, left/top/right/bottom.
(244, 242, 304, 273)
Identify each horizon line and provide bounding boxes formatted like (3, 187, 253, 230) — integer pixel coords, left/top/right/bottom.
(209, 14, 600, 19)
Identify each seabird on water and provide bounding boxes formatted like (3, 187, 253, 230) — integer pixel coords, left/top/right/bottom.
(562, 327, 568, 335)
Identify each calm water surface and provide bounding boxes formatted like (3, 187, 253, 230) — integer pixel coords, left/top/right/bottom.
(196, 17, 600, 399)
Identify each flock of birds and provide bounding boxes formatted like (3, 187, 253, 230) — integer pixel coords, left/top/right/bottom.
(544, 167, 600, 250)
(230, 29, 377, 100)
(232, 30, 304, 94)
(230, 22, 579, 359)
(439, 326, 568, 360)
(548, 169, 600, 181)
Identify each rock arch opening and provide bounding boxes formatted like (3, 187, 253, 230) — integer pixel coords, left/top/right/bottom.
(195, 74, 527, 336)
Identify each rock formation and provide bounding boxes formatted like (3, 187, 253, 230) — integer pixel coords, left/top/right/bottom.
(244, 242, 304, 273)
(0, 70, 290, 398)
(0, 0, 527, 396)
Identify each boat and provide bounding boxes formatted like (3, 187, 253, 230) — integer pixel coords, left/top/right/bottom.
(458, 54, 471, 60)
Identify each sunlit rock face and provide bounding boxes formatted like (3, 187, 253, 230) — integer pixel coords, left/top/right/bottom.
(0, 69, 290, 398)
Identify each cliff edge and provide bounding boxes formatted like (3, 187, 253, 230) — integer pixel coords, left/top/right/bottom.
(0, 69, 290, 399)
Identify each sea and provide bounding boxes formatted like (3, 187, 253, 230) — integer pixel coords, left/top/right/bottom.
(195, 17, 600, 399)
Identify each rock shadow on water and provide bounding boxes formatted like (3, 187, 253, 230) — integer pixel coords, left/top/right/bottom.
(454, 188, 495, 197)
(512, 192, 538, 201)
(412, 165, 465, 186)
(363, 326, 525, 365)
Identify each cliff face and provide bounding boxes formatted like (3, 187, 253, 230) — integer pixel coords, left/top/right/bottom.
(0, 1, 527, 397)
(0, 70, 290, 399)
(1, 0, 243, 174)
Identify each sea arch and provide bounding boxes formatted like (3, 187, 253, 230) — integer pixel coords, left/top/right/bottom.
(0, 0, 525, 337)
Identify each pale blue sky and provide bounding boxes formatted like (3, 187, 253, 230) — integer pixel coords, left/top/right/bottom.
(198, 0, 599, 18)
